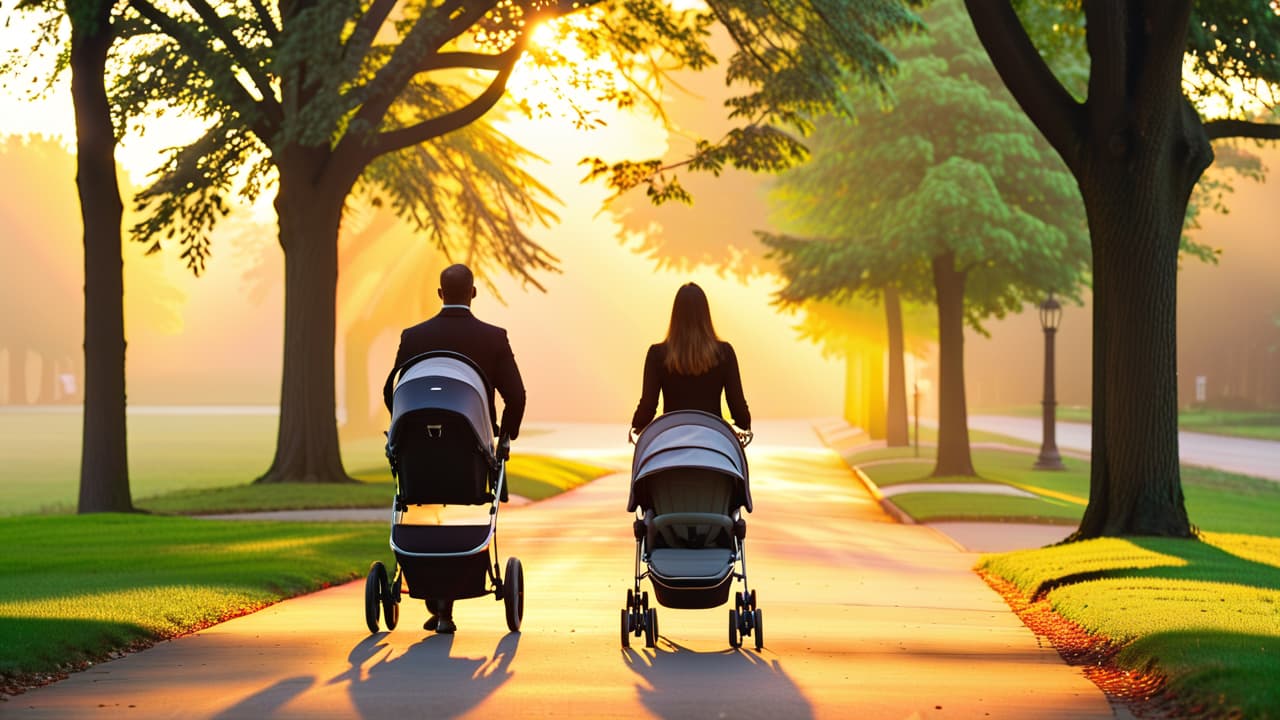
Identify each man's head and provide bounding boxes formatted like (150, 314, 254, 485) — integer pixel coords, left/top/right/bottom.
(438, 264, 477, 305)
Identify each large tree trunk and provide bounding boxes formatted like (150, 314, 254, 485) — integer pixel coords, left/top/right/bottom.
(257, 152, 356, 484)
(884, 287, 909, 446)
(931, 252, 975, 477)
(864, 342, 887, 440)
(71, 0, 132, 513)
(1071, 112, 1203, 539)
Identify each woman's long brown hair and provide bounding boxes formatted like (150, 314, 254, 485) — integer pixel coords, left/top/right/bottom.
(664, 283, 721, 375)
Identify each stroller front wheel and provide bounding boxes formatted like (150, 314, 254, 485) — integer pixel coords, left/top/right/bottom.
(503, 557, 524, 632)
(728, 609, 742, 648)
(364, 562, 388, 633)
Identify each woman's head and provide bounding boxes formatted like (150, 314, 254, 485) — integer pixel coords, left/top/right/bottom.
(664, 282, 721, 375)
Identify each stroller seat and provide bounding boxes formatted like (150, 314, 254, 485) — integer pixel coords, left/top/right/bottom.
(649, 548, 734, 580)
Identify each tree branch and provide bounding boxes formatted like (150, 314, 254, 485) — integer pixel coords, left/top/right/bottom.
(128, 0, 276, 136)
(418, 50, 518, 73)
(366, 42, 525, 160)
(963, 0, 1084, 171)
(1135, 0, 1194, 123)
(182, 0, 281, 115)
(341, 0, 398, 76)
(1204, 118, 1280, 141)
(247, 0, 279, 38)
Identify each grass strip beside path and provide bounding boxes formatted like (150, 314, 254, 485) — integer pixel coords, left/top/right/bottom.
(0, 514, 391, 686)
(979, 534, 1280, 719)
(137, 454, 610, 515)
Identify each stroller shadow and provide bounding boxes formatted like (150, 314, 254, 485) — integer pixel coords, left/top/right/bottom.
(334, 631, 520, 719)
(622, 640, 814, 719)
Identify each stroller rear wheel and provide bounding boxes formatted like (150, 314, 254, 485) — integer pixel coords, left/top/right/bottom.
(643, 608, 658, 648)
(382, 570, 399, 631)
(620, 608, 631, 648)
(503, 557, 524, 632)
(364, 562, 388, 633)
(753, 608, 764, 650)
(728, 609, 742, 648)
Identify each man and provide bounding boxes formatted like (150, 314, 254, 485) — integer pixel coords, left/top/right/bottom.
(384, 263, 526, 634)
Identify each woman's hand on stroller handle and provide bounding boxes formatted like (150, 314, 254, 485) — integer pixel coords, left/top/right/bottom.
(628, 427, 640, 445)
(735, 428, 754, 447)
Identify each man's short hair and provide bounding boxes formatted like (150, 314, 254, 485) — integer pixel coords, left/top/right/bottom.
(440, 264, 475, 304)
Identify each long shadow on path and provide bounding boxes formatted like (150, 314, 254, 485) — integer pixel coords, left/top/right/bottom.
(335, 632, 520, 719)
(623, 640, 814, 720)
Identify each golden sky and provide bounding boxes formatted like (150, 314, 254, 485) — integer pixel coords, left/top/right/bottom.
(0, 18, 846, 422)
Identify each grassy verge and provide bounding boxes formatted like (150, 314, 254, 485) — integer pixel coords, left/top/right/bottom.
(978, 534, 1280, 719)
(136, 454, 611, 515)
(0, 514, 390, 684)
(846, 443, 1280, 535)
(981, 405, 1280, 441)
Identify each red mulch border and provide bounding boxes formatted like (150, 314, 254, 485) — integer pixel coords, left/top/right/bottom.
(978, 570, 1246, 720)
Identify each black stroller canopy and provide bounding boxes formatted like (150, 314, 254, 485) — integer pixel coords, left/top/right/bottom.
(388, 351, 494, 455)
(628, 409, 751, 512)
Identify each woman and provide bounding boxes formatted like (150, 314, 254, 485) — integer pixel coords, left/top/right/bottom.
(630, 282, 751, 437)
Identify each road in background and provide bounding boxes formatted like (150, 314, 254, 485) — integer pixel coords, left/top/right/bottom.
(968, 414, 1280, 481)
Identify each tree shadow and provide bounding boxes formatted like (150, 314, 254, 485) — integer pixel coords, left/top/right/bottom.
(332, 631, 520, 719)
(622, 639, 814, 720)
(1035, 535, 1280, 598)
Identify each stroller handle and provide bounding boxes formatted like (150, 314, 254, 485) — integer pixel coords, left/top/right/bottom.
(631, 423, 753, 447)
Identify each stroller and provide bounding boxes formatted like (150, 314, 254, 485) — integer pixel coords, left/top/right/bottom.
(622, 409, 761, 650)
(362, 350, 524, 634)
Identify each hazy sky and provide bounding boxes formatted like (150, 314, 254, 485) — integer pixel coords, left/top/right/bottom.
(0, 22, 846, 422)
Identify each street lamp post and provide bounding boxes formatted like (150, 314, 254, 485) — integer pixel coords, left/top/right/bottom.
(1034, 293, 1066, 470)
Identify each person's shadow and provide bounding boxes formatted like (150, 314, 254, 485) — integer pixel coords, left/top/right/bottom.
(333, 631, 520, 719)
(623, 639, 815, 719)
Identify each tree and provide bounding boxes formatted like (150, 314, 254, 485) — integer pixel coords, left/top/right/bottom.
(963, 1, 1280, 537)
(96, 0, 922, 484)
(67, 0, 131, 512)
(762, 0, 1090, 477)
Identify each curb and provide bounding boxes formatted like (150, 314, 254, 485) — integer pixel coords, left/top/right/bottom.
(849, 465, 915, 525)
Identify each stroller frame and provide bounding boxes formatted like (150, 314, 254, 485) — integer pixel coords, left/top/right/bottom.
(362, 350, 524, 635)
(622, 410, 763, 650)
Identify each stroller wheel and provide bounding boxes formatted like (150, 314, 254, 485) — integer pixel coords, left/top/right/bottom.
(620, 608, 631, 648)
(643, 608, 657, 648)
(749, 589, 758, 610)
(364, 562, 387, 633)
(503, 557, 524, 632)
(382, 572, 399, 632)
(753, 608, 764, 651)
(626, 588, 634, 611)
(728, 609, 742, 648)
(641, 591, 649, 612)
(735, 591, 745, 613)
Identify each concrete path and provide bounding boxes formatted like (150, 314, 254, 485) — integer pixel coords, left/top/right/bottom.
(969, 414, 1280, 481)
(10, 421, 1113, 719)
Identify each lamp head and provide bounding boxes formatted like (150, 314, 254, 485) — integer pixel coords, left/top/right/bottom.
(1039, 293, 1062, 331)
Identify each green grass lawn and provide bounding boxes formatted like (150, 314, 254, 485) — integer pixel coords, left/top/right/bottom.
(0, 514, 391, 681)
(136, 454, 610, 514)
(978, 534, 1280, 719)
(847, 443, 1280, 536)
(1, 410, 609, 516)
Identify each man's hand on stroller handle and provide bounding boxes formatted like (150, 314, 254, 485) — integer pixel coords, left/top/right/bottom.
(498, 434, 511, 460)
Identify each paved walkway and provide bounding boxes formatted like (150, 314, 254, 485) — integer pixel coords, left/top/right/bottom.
(968, 414, 1280, 481)
(9, 421, 1113, 719)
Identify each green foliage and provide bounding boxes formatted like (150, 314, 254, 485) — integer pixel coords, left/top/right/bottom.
(764, 0, 1090, 330)
(581, 0, 923, 201)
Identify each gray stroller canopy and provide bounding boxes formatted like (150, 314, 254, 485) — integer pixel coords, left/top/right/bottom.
(628, 409, 751, 512)
(388, 352, 494, 455)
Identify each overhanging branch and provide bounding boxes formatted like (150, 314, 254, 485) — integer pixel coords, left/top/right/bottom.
(182, 0, 281, 116)
(128, 0, 276, 136)
(965, 0, 1084, 171)
(367, 42, 525, 160)
(1204, 118, 1280, 141)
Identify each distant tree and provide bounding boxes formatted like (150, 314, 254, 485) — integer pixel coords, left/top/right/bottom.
(964, 1, 1280, 537)
(762, 0, 1091, 477)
